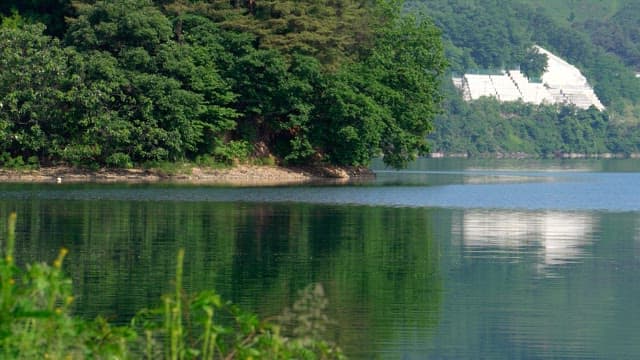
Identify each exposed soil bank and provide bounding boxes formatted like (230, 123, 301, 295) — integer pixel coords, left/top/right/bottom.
(0, 165, 374, 186)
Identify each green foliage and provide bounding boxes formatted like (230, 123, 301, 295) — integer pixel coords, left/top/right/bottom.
(0, 213, 136, 359)
(0, 153, 39, 170)
(0, 24, 85, 164)
(64, 0, 239, 164)
(315, 67, 388, 166)
(520, 47, 548, 79)
(212, 140, 252, 165)
(0, 10, 24, 29)
(429, 84, 640, 157)
(133, 249, 344, 359)
(578, 5, 640, 70)
(316, 10, 447, 168)
(0, 0, 445, 169)
(411, 0, 529, 71)
(513, 0, 634, 26)
(181, 0, 378, 70)
(0, 0, 73, 37)
(412, 0, 640, 109)
(0, 214, 344, 359)
(227, 49, 321, 165)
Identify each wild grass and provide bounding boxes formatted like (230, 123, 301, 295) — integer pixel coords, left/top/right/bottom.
(0, 213, 344, 359)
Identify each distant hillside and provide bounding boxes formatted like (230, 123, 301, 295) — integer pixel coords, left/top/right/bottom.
(409, 0, 640, 111)
(515, 1, 640, 71)
(516, 0, 633, 25)
(407, 0, 640, 157)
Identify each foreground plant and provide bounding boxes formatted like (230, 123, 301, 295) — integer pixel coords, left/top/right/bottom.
(0, 212, 133, 359)
(132, 249, 344, 359)
(0, 213, 343, 359)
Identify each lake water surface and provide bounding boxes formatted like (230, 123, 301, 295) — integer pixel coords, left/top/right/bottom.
(2, 158, 640, 358)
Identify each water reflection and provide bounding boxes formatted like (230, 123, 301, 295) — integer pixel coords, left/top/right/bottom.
(455, 210, 595, 271)
(0, 199, 443, 359)
(4, 158, 640, 358)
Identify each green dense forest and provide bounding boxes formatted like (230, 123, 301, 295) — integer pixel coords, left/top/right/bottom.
(410, 0, 640, 157)
(3, 0, 640, 166)
(0, 0, 446, 170)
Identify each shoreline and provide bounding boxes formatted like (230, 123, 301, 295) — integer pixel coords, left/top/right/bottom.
(428, 152, 640, 159)
(0, 164, 375, 186)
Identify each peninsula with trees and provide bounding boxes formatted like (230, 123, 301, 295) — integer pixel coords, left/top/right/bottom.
(3, 0, 640, 180)
(0, 0, 446, 182)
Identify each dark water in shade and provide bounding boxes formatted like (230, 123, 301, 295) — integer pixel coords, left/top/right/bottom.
(2, 158, 640, 358)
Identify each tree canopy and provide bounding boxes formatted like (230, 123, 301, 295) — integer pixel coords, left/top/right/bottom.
(0, 0, 446, 169)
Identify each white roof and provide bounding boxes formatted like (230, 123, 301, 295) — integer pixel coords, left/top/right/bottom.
(453, 46, 605, 110)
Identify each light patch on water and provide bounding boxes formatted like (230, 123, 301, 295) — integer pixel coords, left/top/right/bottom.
(455, 210, 595, 272)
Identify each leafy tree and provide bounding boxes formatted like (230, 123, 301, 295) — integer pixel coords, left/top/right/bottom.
(317, 9, 446, 168)
(64, 0, 238, 164)
(0, 24, 85, 163)
(0, 10, 25, 29)
(413, 0, 530, 70)
(172, 0, 378, 70)
(228, 48, 321, 163)
(428, 84, 636, 158)
(520, 46, 547, 79)
(578, 2, 640, 70)
(1, 0, 447, 169)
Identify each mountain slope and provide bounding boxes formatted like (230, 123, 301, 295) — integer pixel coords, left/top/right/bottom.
(408, 0, 640, 156)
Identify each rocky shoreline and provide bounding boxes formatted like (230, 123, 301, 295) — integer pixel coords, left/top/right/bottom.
(0, 165, 375, 186)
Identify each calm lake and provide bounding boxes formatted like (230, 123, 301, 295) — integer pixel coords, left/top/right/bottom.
(2, 158, 640, 358)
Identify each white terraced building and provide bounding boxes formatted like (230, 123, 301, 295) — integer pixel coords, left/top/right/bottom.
(453, 46, 605, 111)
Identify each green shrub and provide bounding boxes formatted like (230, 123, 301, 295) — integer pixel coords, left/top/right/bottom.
(213, 141, 252, 165)
(106, 153, 134, 169)
(131, 249, 344, 359)
(194, 155, 227, 169)
(0, 213, 135, 359)
(252, 155, 277, 166)
(0, 153, 39, 170)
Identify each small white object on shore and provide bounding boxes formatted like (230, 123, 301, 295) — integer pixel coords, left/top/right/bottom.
(56, 177, 62, 184)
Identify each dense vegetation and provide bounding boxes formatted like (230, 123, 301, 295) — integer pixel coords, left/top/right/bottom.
(513, 0, 640, 71)
(3, 0, 640, 164)
(429, 83, 640, 157)
(406, 0, 640, 157)
(0, 0, 446, 170)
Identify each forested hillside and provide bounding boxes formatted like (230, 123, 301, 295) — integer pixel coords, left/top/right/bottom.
(408, 0, 640, 157)
(517, 0, 640, 70)
(3, 0, 640, 166)
(0, 0, 446, 169)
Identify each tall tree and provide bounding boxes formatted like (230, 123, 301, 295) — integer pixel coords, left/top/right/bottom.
(161, 0, 378, 70)
(520, 46, 548, 79)
(0, 24, 88, 163)
(64, 0, 238, 164)
(315, 8, 447, 168)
